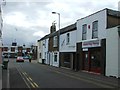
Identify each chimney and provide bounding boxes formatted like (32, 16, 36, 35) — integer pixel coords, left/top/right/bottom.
(50, 21, 56, 33)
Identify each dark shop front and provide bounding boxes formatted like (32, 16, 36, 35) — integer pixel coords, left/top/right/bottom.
(76, 39, 106, 75)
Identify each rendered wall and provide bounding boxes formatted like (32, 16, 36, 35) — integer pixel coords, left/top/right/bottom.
(106, 27, 119, 78)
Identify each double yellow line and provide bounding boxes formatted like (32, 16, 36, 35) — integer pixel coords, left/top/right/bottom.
(16, 64, 39, 88)
(22, 72, 39, 88)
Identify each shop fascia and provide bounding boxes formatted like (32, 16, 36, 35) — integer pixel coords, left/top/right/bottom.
(82, 39, 101, 51)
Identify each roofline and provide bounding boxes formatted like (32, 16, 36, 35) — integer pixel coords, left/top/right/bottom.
(77, 8, 119, 21)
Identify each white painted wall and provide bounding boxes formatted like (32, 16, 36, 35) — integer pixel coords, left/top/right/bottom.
(118, 27, 120, 78)
(77, 9, 107, 43)
(43, 38, 49, 65)
(37, 41, 40, 63)
(49, 52, 53, 66)
(106, 26, 119, 78)
(38, 40, 43, 63)
(60, 30, 76, 52)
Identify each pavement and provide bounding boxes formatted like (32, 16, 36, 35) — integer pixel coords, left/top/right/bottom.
(2, 59, 120, 89)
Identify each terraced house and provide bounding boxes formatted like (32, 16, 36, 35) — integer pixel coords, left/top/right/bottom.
(59, 23, 76, 70)
(37, 8, 120, 78)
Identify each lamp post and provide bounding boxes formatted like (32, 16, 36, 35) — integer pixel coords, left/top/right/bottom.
(52, 12, 60, 39)
(52, 12, 60, 67)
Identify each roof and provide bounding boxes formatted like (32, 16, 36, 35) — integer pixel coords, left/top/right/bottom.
(107, 9, 120, 17)
(38, 23, 76, 42)
(77, 8, 120, 21)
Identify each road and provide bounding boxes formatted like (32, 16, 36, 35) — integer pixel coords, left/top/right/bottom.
(3, 58, 119, 89)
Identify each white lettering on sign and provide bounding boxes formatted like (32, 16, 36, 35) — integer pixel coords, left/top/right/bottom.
(82, 40, 101, 48)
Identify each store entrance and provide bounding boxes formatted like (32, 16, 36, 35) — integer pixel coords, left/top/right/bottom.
(90, 48, 101, 73)
(82, 48, 101, 74)
(83, 51, 89, 71)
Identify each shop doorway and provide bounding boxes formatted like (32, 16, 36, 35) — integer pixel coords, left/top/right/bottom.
(83, 48, 101, 73)
(90, 48, 101, 73)
(83, 51, 89, 71)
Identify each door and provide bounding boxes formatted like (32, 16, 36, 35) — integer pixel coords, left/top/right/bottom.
(90, 48, 101, 73)
(83, 51, 89, 71)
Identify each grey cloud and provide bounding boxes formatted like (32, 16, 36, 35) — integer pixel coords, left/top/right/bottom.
(2, 24, 47, 46)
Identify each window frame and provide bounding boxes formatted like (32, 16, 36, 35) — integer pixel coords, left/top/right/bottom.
(66, 33, 70, 45)
(53, 36, 58, 47)
(82, 24, 87, 40)
(92, 20, 98, 39)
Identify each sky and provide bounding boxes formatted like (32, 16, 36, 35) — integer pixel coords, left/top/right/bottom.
(1, 0, 119, 46)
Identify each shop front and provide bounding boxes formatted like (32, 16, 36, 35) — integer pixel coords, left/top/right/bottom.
(81, 39, 103, 74)
(60, 52, 75, 69)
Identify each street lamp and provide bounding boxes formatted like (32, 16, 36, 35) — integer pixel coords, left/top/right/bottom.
(52, 11, 60, 67)
(52, 11, 60, 44)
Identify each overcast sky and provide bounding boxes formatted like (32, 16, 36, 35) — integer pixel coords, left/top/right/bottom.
(1, 0, 119, 46)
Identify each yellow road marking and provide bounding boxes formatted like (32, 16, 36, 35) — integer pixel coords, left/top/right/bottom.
(23, 72, 39, 88)
(34, 82, 39, 88)
(30, 82, 35, 88)
(22, 72, 25, 75)
(26, 78, 30, 82)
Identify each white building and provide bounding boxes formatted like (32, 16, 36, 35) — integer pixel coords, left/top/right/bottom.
(59, 23, 77, 69)
(106, 26, 120, 78)
(42, 38, 49, 64)
(37, 35, 50, 65)
(76, 8, 120, 75)
(37, 40, 42, 63)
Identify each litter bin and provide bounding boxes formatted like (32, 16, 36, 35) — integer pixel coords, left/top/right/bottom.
(2, 60, 9, 70)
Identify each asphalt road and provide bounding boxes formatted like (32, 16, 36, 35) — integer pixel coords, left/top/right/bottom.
(6, 58, 119, 89)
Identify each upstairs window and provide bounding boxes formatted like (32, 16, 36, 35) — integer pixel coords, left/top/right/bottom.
(53, 36, 57, 47)
(92, 21, 98, 39)
(82, 24, 87, 40)
(66, 33, 70, 44)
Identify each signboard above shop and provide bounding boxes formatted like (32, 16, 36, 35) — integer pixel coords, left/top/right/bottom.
(82, 39, 101, 48)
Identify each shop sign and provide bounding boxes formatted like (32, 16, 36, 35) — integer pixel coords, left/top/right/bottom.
(82, 40, 101, 48)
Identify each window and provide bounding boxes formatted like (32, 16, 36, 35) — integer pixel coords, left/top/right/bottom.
(54, 53, 57, 62)
(66, 33, 70, 44)
(82, 24, 87, 40)
(53, 36, 57, 47)
(92, 21, 98, 39)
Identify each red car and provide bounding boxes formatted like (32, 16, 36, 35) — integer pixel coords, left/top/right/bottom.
(16, 56, 24, 62)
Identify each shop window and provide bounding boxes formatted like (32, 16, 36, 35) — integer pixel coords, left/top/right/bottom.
(54, 53, 57, 62)
(53, 36, 57, 47)
(92, 21, 98, 39)
(82, 24, 87, 40)
(66, 33, 70, 44)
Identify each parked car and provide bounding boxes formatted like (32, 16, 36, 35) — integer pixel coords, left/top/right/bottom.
(16, 56, 24, 62)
